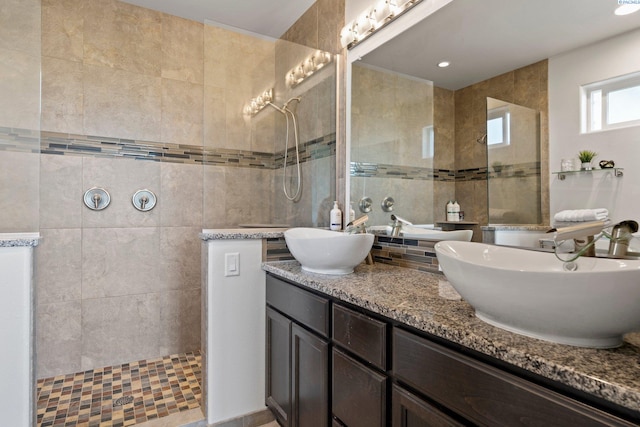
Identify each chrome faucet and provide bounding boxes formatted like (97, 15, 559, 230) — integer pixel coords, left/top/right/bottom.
(390, 214, 412, 237)
(549, 220, 638, 260)
(608, 220, 638, 258)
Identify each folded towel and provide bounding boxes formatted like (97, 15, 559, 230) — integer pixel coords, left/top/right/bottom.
(553, 208, 609, 222)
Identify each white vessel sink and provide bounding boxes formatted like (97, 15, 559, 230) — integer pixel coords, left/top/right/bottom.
(369, 224, 472, 241)
(435, 241, 640, 348)
(284, 228, 374, 275)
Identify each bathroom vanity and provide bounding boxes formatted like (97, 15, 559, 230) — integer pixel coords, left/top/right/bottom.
(263, 261, 640, 427)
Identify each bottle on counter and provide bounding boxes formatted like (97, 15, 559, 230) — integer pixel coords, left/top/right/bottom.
(330, 201, 342, 231)
(446, 200, 455, 222)
(452, 201, 460, 222)
(349, 201, 356, 223)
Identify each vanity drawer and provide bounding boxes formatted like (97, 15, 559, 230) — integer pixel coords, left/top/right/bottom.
(332, 303, 387, 370)
(266, 274, 330, 337)
(393, 327, 635, 427)
(332, 348, 387, 427)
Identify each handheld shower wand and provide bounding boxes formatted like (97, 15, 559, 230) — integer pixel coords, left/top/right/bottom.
(268, 97, 303, 201)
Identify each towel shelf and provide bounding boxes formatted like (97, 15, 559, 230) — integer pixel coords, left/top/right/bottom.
(553, 168, 623, 180)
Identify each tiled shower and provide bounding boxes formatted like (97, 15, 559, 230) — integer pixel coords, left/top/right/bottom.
(1, 0, 341, 423)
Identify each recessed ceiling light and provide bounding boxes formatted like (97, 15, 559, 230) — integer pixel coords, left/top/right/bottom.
(438, 61, 450, 68)
(615, 4, 640, 15)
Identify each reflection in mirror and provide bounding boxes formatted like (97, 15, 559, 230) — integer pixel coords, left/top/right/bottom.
(350, 63, 440, 227)
(486, 97, 541, 224)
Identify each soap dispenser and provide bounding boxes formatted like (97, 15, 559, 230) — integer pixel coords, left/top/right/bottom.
(330, 201, 342, 231)
(446, 200, 455, 222)
(452, 201, 460, 222)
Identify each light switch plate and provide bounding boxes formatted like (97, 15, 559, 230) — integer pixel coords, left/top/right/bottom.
(224, 252, 240, 277)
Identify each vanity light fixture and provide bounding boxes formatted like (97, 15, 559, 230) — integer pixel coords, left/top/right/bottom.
(287, 50, 333, 87)
(340, 0, 422, 49)
(615, 4, 640, 15)
(243, 88, 273, 116)
(437, 61, 450, 68)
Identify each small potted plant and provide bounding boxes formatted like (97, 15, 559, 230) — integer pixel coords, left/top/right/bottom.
(578, 150, 597, 170)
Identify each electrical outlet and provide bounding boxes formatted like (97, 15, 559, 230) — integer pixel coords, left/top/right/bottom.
(224, 252, 240, 277)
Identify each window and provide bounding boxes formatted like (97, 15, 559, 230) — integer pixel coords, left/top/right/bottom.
(487, 106, 510, 147)
(421, 125, 434, 158)
(582, 71, 640, 133)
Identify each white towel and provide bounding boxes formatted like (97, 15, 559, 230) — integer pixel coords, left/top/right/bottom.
(553, 208, 609, 222)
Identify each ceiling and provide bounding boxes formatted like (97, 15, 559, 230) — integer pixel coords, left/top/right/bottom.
(360, 0, 640, 90)
(121, 0, 315, 39)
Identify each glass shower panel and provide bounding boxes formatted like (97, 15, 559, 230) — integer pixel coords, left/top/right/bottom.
(0, 0, 41, 233)
(202, 23, 337, 228)
(486, 97, 541, 224)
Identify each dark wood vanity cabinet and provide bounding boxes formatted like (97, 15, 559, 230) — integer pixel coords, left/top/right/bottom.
(266, 275, 330, 427)
(266, 273, 638, 427)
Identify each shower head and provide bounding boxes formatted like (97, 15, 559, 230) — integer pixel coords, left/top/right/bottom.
(284, 97, 301, 108)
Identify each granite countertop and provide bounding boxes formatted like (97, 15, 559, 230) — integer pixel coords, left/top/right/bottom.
(262, 260, 640, 414)
(0, 232, 41, 247)
(199, 228, 287, 241)
(481, 224, 551, 231)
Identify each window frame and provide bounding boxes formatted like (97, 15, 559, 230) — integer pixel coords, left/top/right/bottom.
(486, 105, 511, 148)
(581, 71, 640, 133)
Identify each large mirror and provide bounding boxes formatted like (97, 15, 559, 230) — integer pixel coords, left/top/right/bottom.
(346, 0, 640, 235)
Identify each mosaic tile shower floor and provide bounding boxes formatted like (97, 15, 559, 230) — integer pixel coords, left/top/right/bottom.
(36, 351, 202, 427)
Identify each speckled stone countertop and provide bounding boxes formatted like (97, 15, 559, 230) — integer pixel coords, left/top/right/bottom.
(263, 260, 640, 414)
(0, 232, 41, 247)
(481, 224, 551, 231)
(199, 228, 287, 241)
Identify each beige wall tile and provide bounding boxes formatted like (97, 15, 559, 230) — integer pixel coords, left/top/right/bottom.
(0, 151, 39, 232)
(158, 288, 201, 356)
(83, 0, 161, 76)
(41, 57, 84, 134)
(161, 14, 204, 84)
(83, 64, 162, 141)
(223, 167, 273, 226)
(82, 156, 161, 228)
(40, 155, 83, 229)
(161, 78, 204, 145)
(159, 227, 201, 291)
(0, 0, 40, 55)
(81, 293, 161, 370)
(160, 163, 203, 227)
(37, 301, 82, 378)
(203, 85, 226, 149)
(82, 227, 161, 299)
(0, 47, 41, 130)
(318, 0, 344, 54)
(41, 0, 84, 62)
(36, 228, 82, 304)
(203, 166, 227, 227)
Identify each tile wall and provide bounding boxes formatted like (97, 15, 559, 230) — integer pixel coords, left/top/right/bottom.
(33, 0, 341, 378)
(0, 0, 41, 233)
(454, 60, 549, 227)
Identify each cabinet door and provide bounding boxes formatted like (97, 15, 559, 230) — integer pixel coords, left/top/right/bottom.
(392, 385, 465, 427)
(266, 307, 292, 427)
(292, 323, 329, 427)
(332, 348, 387, 427)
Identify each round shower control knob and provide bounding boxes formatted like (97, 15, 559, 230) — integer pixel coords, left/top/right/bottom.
(83, 187, 111, 211)
(132, 189, 157, 212)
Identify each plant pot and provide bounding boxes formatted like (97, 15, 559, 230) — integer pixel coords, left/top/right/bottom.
(581, 162, 592, 171)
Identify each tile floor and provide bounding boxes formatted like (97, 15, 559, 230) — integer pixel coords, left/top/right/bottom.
(36, 351, 202, 427)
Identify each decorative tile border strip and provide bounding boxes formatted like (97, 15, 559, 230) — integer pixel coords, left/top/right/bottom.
(264, 237, 295, 262)
(351, 162, 456, 182)
(370, 235, 442, 274)
(352, 162, 540, 182)
(0, 127, 336, 169)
